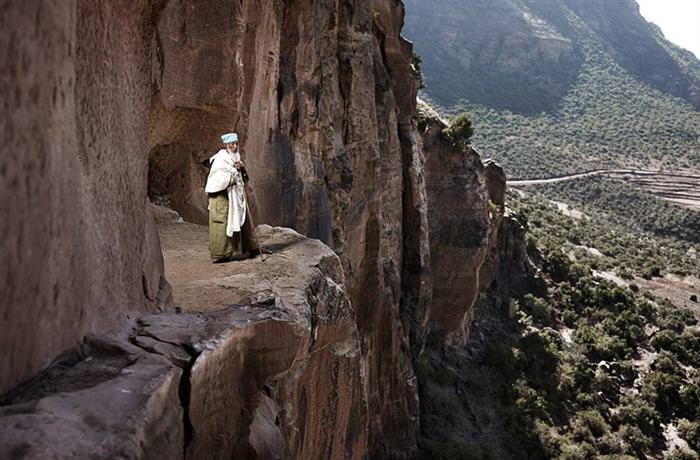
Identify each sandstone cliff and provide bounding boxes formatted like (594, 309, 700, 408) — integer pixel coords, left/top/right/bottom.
(1, 1, 509, 458)
(1, 0, 171, 396)
(148, 1, 428, 455)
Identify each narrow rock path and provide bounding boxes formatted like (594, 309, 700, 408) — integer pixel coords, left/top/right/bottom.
(508, 168, 641, 185)
(507, 168, 700, 185)
(158, 221, 325, 312)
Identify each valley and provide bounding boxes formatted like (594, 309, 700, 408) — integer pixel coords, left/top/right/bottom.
(404, 0, 700, 456)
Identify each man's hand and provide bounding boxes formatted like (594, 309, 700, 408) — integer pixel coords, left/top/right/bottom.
(234, 160, 243, 170)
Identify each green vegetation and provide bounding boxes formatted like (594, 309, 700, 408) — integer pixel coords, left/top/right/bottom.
(420, 286, 699, 457)
(406, 0, 700, 118)
(418, 204, 700, 458)
(409, 0, 700, 178)
(408, 2, 700, 457)
(537, 177, 700, 244)
(442, 113, 474, 148)
(443, 39, 700, 177)
(517, 272, 698, 457)
(411, 52, 425, 89)
(509, 189, 699, 278)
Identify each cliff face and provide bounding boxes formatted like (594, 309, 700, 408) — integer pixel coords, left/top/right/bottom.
(1, 0, 171, 395)
(0, 226, 367, 459)
(419, 109, 492, 346)
(1, 1, 506, 458)
(149, 1, 427, 455)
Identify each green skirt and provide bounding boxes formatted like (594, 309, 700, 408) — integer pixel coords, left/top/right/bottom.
(208, 194, 259, 259)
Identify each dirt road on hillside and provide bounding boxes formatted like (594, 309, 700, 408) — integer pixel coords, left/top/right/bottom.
(508, 169, 700, 211)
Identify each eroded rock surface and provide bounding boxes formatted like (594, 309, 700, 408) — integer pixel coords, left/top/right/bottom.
(0, 226, 366, 459)
(2, 0, 513, 458)
(0, 336, 183, 460)
(0, 0, 171, 394)
(146, 2, 427, 450)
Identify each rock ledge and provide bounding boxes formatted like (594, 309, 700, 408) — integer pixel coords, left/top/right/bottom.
(0, 226, 367, 460)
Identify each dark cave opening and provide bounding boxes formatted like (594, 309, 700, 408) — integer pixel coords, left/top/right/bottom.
(147, 104, 236, 225)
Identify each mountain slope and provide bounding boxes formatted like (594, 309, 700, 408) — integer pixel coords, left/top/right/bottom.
(403, 0, 700, 177)
(405, 0, 700, 114)
(418, 189, 700, 459)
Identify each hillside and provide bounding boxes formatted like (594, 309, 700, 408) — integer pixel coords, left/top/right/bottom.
(419, 191, 700, 459)
(404, 0, 700, 177)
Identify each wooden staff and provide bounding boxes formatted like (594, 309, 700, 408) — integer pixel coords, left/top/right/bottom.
(245, 198, 267, 262)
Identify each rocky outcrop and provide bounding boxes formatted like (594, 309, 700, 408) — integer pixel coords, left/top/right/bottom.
(0, 226, 366, 459)
(148, 1, 426, 456)
(416, 208, 541, 459)
(0, 336, 184, 460)
(418, 107, 493, 346)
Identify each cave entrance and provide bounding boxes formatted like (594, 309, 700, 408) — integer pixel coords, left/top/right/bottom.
(148, 142, 209, 225)
(147, 104, 234, 225)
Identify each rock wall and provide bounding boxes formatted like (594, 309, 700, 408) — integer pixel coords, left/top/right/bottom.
(1, 0, 509, 458)
(148, 1, 426, 456)
(419, 109, 492, 346)
(0, 0, 170, 394)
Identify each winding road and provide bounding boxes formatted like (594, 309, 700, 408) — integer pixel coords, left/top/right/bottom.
(507, 168, 700, 211)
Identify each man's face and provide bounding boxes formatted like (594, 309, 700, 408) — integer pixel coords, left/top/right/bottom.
(225, 141, 239, 152)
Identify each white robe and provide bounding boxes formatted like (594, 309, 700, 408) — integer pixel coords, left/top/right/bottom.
(205, 149, 247, 237)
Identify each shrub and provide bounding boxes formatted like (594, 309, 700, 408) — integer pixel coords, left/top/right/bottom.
(443, 113, 474, 147)
(557, 439, 596, 460)
(650, 329, 679, 352)
(411, 52, 426, 89)
(591, 368, 618, 400)
(642, 264, 662, 280)
(513, 379, 549, 420)
(641, 366, 684, 415)
(522, 294, 553, 324)
(574, 325, 629, 361)
(617, 424, 654, 456)
(569, 410, 610, 440)
(614, 394, 660, 436)
(677, 419, 700, 452)
(658, 307, 697, 332)
(680, 371, 700, 419)
(544, 249, 573, 282)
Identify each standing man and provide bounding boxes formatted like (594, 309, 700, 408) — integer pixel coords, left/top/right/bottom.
(205, 133, 259, 263)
